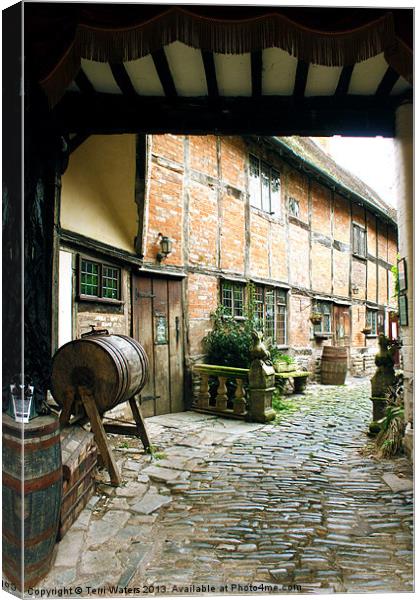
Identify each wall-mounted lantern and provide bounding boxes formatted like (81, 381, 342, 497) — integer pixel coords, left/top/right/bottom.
(352, 284, 360, 295)
(157, 233, 173, 262)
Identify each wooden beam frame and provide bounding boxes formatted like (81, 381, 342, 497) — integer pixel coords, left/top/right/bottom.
(375, 66, 400, 96)
(110, 62, 137, 97)
(201, 50, 219, 98)
(75, 69, 95, 95)
(53, 92, 408, 137)
(151, 48, 177, 98)
(335, 65, 354, 96)
(293, 60, 309, 98)
(251, 50, 263, 97)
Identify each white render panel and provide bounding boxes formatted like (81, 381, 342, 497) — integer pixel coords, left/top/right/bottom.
(124, 55, 165, 96)
(164, 42, 207, 96)
(305, 64, 342, 96)
(262, 48, 297, 95)
(348, 53, 389, 95)
(81, 59, 122, 94)
(58, 250, 73, 348)
(214, 53, 252, 96)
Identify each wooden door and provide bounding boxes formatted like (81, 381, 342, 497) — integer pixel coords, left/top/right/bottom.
(132, 275, 184, 417)
(333, 305, 351, 348)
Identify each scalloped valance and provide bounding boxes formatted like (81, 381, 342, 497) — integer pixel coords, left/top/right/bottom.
(29, 6, 412, 108)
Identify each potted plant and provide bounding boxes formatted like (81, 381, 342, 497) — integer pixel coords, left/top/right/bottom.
(310, 312, 323, 324)
(362, 326, 372, 335)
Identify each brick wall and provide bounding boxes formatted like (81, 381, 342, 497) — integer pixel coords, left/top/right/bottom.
(141, 134, 398, 381)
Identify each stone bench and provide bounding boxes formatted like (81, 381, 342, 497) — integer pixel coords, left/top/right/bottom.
(275, 371, 312, 393)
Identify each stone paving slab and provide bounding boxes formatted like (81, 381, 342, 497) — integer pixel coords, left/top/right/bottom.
(35, 380, 413, 597)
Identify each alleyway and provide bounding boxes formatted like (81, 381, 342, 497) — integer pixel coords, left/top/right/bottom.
(40, 380, 413, 596)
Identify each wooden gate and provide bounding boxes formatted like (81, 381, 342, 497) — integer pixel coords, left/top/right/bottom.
(333, 304, 351, 348)
(132, 274, 184, 417)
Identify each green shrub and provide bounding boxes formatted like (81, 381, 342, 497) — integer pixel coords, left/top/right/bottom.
(202, 305, 254, 368)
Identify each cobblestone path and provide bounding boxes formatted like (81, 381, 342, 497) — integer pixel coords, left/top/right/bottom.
(39, 380, 413, 597)
(134, 380, 413, 594)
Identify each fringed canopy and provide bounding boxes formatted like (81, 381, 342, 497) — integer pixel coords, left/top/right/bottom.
(24, 5, 412, 108)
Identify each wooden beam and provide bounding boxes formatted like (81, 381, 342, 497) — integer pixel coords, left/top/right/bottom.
(293, 61, 309, 98)
(110, 62, 137, 97)
(375, 66, 400, 96)
(75, 69, 95, 95)
(201, 50, 219, 98)
(68, 133, 90, 154)
(151, 48, 177, 98)
(335, 65, 354, 96)
(251, 50, 263, 97)
(54, 92, 403, 137)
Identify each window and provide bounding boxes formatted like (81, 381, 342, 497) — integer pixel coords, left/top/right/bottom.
(366, 309, 378, 335)
(353, 223, 367, 258)
(313, 301, 332, 334)
(249, 154, 281, 216)
(288, 197, 300, 218)
(79, 257, 121, 302)
(253, 286, 288, 345)
(221, 281, 245, 317)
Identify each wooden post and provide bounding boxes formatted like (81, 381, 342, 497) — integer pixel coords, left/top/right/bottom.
(78, 386, 122, 486)
(129, 396, 151, 451)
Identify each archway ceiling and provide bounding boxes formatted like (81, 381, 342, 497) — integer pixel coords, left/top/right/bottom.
(26, 4, 413, 137)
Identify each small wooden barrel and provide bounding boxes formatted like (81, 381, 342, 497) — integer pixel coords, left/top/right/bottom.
(2, 413, 62, 591)
(320, 346, 348, 385)
(50, 333, 149, 416)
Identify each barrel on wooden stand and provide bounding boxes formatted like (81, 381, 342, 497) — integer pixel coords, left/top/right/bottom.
(51, 332, 149, 417)
(2, 413, 62, 590)
(320, 346, 348, 385)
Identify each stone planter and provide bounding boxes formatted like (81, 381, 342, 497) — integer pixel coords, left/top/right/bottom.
(274, 361, 296, 373)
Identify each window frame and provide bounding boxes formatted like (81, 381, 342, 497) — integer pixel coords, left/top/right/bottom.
(313, 300, 333, 335)
(78, 255, 123, 304)
(221, 281, 245, 319)
(352, 222, 367, 259)
(366, 308, 379, 336)
(253, 285, 288, 346)
(248, 154, 282, 217)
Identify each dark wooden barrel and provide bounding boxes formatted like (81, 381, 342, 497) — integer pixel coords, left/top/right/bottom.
(50, 333, 149, 415)
(320, 346, 348, 385)
(2, 413, 62, 591)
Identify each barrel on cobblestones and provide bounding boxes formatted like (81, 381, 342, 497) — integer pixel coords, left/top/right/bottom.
(51, 332, 149, 416)
(321, 346, 348, 385)
(2, 413, 62, 591)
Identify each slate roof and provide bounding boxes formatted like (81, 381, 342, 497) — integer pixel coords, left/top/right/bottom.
(271, 136, 397, 225)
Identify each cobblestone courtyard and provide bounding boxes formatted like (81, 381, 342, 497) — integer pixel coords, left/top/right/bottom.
(40, 380, 413, 596)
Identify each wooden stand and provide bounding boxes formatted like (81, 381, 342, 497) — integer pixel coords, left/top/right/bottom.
(59, 386, 151, 486)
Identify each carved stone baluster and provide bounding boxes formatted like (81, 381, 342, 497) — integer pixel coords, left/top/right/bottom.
(215, 376, 228, 411)
(197, 373, 210, 409)
(233, 378, 246, 415)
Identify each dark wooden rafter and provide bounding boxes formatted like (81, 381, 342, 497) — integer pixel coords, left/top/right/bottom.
(201, 50, 219, 98)
(75, 69, 95, 95)
(293, 60, 309, 98)
(54, 92, 409, 137)
(335, 65, 354, 96)
(375, 66, 400, 96)
(110, 62, 137, 97)
(68, 133, 90, 154)
(151, 48, 177, 98)
(251, 50, 263, 97)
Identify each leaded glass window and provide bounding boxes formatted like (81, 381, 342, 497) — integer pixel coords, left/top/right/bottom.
(313, 301, 332, 334)
(79, 257, 121, 302)
(221, 281, 245, 318)
(249, 155, 282, 216)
